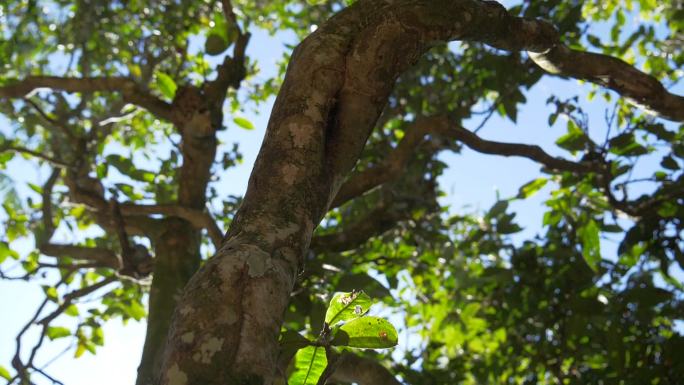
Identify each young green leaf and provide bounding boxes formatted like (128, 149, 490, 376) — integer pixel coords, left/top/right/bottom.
(46, 326, 71, 340)
(0, 241, 19, 264)
(288, 346, 327, 385)
(518, 178, 548, 198)
(233, 117, 255, 130)
(0, 365, 11, 381)
(331, 316, 398, 349)
(325, 291, 372, 326)
(579, 219, 601, 272)
(155, 72, 177, 100)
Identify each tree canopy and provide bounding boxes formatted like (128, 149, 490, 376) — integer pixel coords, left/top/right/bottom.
(1, 0, 683, 384)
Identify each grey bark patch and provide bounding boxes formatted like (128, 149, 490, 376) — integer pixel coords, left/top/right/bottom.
(192, 336, 225, 364)
(246, 250, 270, 277)
(166, 364, 187, 385)
(180, 332, 195, 344)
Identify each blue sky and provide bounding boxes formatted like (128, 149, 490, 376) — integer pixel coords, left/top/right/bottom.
(1, 2, 683, 384)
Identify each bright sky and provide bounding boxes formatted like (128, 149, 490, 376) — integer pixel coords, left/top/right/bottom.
(1, 3, 682, 384)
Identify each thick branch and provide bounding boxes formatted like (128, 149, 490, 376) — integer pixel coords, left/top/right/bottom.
(332, 116, 442, 208)
(462, 1, 684, 121)
(120, 203, 223, 248)
(311, 204, 406, 253)
(529, 46, 684, 122)
(159, 1, 683, 383)
(0, 76, 174, 122)
(330, 352, 403, 385)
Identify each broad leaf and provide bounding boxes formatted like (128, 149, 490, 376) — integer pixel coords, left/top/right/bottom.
(324, 291, 372, 326)
(288, 346, 327, 385)
(331, 316, 398, 349)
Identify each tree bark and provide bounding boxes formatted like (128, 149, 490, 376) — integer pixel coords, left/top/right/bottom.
(138, 86, 220, 384)
(137, 219, 202, 385)
(157, 1, 684, 384)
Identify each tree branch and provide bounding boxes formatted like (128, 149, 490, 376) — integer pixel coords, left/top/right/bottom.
(0, 76, 174, 122)
(330, 352, 403, 385)
(462, 1, 684, 121)
(529, 46, 684, 122)
(447, 122, 595, 173)
(120, 203, 224, 248)
(39, 243, 121, 269)
(204, 0, 250, 103)
(332, 116, 443, 208)
(0, 143, 72, 168)
(311, 204, 407, 253)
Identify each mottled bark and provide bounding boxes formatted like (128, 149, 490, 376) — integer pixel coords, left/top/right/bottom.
(157, 1, 684, 384)
(137, 219, 202, 385)
(137, 85, 221, 384)
(529, 46, 684, 122)
(0, 76, 173, 121)
(157, 1, 553, 384)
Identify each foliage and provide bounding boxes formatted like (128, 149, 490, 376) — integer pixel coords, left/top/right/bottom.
(0, 0, 682, 384)
(285, 291, 398, 385)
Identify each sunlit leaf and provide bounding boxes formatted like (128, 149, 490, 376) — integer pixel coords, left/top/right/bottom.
(155, 72, 177, 100)
(324, 291, 372, 326)
(288, 346, 327, 385)
(46, 326, 71, 340)
(233, 117, 255, 130)
(331, 316, 398, 349)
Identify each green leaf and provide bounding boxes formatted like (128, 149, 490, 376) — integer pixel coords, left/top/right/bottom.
(27, 182, 43, 194)
(579, 219, 601, 272)
(609, 133, 648, 156)
(324, 291, 372, 326)
(487, 200, 508, 218)
(518, 178, 548, 198)
(657, 201, 677, 217)
(279, 330, 312, 367)
(288, 346, 327, 385)
(233, 117, 255, 130)
(126, 300, 147, 321)
(74, 343, 86, 358)
(331, 316, 399, 349)
(661, 155, 679, 170)
(0, 241, 19, 263)
(556, 128, 586, 152)
(155, 72, 177, 100)
(46, 326, 71, 340)
(65, 304, 79, 317)
(205, 34, 229, 55)
(0, 365, 11, 381)
(43, 285, 59, 301)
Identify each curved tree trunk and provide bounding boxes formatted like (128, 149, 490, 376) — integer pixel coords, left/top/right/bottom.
(157, 0, 683, 384)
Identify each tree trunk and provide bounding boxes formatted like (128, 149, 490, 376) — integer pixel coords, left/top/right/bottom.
(136, 219, 201, 385)
(157, 1, 559, 383)
(138, 86, 220, 383)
